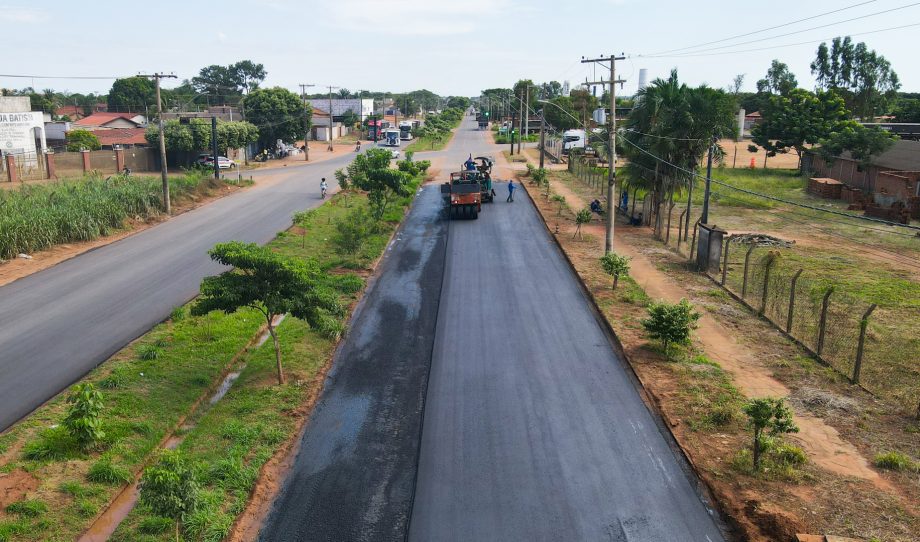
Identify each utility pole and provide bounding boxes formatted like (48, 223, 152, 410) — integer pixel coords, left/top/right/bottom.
(326, 86, 338, 152)
(581, 54, 625, 254)
(299, 83, 315, 161)
(211, 116, 219, 180)
(139, 72, 177, 214)
(510, 109, 516, 156)
(701, 136, 717, 225)
(539, 110, 546, 169)
(517, 88, 525, 154)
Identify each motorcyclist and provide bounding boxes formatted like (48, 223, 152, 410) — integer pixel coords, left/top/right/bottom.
(320, 178, 328, 198)
(355, 140, 362, 152)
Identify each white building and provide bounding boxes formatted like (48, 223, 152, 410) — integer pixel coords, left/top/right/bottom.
(309, 98, 374, 121)
(0, 97, 48, 166)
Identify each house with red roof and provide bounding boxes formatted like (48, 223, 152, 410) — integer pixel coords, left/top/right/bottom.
(74, 112, 146, 130)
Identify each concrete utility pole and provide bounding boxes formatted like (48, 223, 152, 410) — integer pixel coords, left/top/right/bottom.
(581, 54, 625, 254)
(326, 86, 338, 152)
(299, 83, 315, 161)
(211, 116, 219, 180)
(539, 110, 546, 169)
(140, 73, 177, 214)
(517, 89, 525, 154)
(701, 136, 717, 225)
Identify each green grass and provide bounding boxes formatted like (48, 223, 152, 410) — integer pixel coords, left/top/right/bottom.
(107, 183, 422, 540)
(0, 170, 228, 260)
(874, 451, 917, 471)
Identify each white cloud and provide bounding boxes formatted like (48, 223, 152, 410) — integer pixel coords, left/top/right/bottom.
(0, 6, 48, 23)
(317, 0, 514, 35)
(217, 32, 227, 42)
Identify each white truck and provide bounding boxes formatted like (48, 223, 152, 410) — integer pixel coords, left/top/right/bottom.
(398, 121, 413, 141)
(383, 128, 401, 147)
(562, 129, 586, 155)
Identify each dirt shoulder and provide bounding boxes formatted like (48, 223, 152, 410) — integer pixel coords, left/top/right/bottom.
(501, 151, 919, 542)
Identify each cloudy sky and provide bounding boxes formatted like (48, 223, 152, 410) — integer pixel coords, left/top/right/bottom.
(1, 0, 917, 97)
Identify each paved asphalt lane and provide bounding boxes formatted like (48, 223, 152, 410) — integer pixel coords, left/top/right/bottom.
(408, 125, 725, 540)
(259, 183, 447, 541)
(0, 154, 354, 431)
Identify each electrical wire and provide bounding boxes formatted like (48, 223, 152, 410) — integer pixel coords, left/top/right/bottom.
(647, 0, 878, 55)
(642, 21, 920, 59)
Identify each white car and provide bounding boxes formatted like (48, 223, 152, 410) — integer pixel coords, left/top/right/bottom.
(390, 149, 400, 159)
(196, 154, 236, 169)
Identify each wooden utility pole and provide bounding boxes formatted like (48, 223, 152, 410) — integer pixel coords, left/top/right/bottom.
(581, 54, 625, 254)
(140, 73, 177, 213)
(299, 83, 315, 161)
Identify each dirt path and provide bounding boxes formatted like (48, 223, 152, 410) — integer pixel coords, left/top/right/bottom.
(518, 160, 887, 489)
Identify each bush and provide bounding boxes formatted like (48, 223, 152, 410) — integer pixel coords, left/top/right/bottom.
(137, 344, 161, 361)
(334, 168, 350, 191)
(705, 404, 738, 427)
(332, 207, 373, 255)
(76, 499, 98, 518)
(65, 129, 101, 152)
(773, 442, 807, 466)
(874, 451, 914, 471)
(532, 167, 547, 186)
(170, 306, 187, 322)
(641, 299, 700, 356)
(139, 450, 199, 529)
(88, 459, 132, 485)
(63, 383, 105, 450)
(600, 252, 631, 289)
(742, 397, 799, 470)
(5, 499, 47, 518)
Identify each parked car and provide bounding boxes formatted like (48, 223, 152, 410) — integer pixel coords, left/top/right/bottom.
(196, 154, 236, 169)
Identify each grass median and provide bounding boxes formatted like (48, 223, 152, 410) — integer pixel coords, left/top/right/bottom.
(0, 172, 424, 542)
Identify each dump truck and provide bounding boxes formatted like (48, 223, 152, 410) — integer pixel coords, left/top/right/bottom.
(441, 171, 482, 219)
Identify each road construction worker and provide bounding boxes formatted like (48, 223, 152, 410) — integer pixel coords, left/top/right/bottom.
(507, 180, 516, 202)
(464, 154, 476, 171)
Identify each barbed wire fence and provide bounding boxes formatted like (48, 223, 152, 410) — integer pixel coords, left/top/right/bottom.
(564, 154, 919, 417)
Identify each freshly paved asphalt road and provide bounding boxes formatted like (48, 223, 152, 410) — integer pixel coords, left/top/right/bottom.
(262, 116, 724, 541)
(0, 154, 354, 430)
(409, 180, 724, 541)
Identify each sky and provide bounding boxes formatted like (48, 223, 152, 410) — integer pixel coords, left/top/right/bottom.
(1, 0, 918, 98)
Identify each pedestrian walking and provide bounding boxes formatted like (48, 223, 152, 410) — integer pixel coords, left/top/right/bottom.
(506, 180, 516, 202)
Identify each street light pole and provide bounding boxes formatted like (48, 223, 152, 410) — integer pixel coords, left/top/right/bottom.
(299, 83, 315, 161)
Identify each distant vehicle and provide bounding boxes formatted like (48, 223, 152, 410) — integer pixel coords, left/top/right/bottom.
(561, 129, 586, 155)
(398, 121, 413, 141)
(389, 149, 400, 159)
(383, 128, 401, 147)
(196, 154, 235, 169)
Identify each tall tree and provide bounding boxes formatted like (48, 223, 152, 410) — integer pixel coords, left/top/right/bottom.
(811, 37, 900, 119)
(540, 81, 563, 99)
(751, 88, 850, 169)
(230, 60, 266, 95)
(192, 65, 240, 105)
(756, 60, 798, 96)
(243, 87, 308, 148)
(818, 122, 897, 168)
(728, 73, 745, 96)
(107, 77, 156, 113)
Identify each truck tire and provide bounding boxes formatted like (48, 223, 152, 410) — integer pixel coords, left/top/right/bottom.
(471, 206, 479, 219)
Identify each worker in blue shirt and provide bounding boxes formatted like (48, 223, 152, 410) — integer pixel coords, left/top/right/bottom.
(506, 180, 516, 202)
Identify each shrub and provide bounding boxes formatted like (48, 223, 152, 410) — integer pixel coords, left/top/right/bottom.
(139, 450, 199, 534)
(99, 369, 123, 389)
(874, 451, 914, 471)
(65, 129, 101, 152)
(332, 207, 373, 255)
(76, 499, 98, 518)
(137, 344, 161, 361)
(525, 163, 536, 177)
(773, 442, 808, 466)
(705, 404, 739, 427)
(641, 299, 700, 357)
(573, 208, 592, 239)
(742, 397, 799, 470)
(334, 168, 350, 191)
(170, 306, 187, 322)
(88, 459, 132, 485)
(532, 167, 547, 186)
(63, 383, 105, 450)
(5, 499, 47, 518)
(600, 252, 631, 289)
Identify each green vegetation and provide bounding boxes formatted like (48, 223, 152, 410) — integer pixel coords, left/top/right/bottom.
(0, 170, 227, 260)
(404, 107, 463, 152)
(139, 450, 199, 541)
(641, 299, 701, 357)
(193, 241, 346, 385)
(242, 87, 307, 149)
(145, 119, 259, 155)
(87, 459, 132, 485)
(494, 132, 539, 145)
(65, 129, 101, 151)
(600, 253, 631, 289)
(742, 397, 799, 471)
(4, 500, 47, 519)
(874, 451, 916, 472)
(63, 383, 105, 450)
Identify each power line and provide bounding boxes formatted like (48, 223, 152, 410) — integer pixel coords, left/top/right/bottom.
(647, 0, 878, 55)
(643, 2, 920, 58)
(0, 74, 125, 80)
